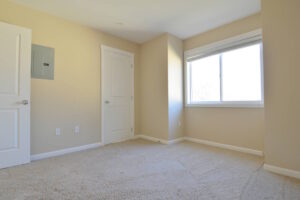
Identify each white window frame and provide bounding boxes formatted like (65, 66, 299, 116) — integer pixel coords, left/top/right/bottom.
(184, 29, 264, 108)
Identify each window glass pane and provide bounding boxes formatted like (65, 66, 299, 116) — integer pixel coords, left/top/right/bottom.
(222, 44, 262, 101)
(189, 55, 220, 102)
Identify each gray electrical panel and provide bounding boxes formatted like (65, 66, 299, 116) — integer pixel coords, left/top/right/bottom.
(31, 44, 55, 80)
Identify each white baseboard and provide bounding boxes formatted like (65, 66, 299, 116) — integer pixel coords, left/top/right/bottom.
(184, 137, 264, 157)
(264, 164, 300, 180)
(165, 137, 185, 145)
(135, 135, 263, 157)
(135, 135, 167, 144)
(31, 142, 103, 161)
(135, 135, 185, 145)
(31, 135, 263, 161)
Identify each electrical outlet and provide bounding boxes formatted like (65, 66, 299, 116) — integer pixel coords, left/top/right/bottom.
(74, 126, 80, 134)
(56, 128, 61, 136)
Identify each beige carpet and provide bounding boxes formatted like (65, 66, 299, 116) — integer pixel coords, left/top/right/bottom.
(0, 139, 299, 200)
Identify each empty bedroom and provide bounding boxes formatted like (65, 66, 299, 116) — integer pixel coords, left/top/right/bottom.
(0, 0, 299, 199)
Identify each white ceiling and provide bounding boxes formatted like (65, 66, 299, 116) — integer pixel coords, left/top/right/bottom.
(11, 0, 261, 44)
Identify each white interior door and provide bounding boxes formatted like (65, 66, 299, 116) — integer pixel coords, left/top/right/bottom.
(101, 45, 134, 145)
(0, 22, 31, 169)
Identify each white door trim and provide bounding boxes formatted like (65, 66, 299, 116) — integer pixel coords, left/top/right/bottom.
(100, 45, 134, 145)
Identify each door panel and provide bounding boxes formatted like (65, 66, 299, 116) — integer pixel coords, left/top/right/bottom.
(0, 22, 31, 169)
(0, 32, 20, 95)
(111, 62, 131, 97)
(111, 106, 131, 130)
(0, 110, 18, 151)
(101, 46, 134, 144)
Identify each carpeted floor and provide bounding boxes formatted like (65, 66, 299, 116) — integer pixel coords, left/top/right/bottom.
(0, 139, 299, 200)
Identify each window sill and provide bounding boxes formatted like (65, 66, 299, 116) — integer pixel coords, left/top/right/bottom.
(186, 102, 264, 108)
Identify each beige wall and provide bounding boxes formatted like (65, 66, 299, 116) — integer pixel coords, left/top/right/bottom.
(139, 34, 169, 140)
(262, 0, 300, 171)
(168, 35, 184, 140)
(0, 0, 140, 155)
(184, 13, 262, 50)
(140, 34, 184, 140)
(183, 14, 265, 151)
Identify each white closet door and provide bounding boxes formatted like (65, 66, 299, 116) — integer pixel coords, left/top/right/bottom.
(101, 45, 134, 145)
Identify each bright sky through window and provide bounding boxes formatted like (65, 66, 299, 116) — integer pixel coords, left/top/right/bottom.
(187, 43, 263, 106)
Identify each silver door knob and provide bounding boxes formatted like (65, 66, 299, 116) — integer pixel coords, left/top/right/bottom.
(105, 100, 110, 104)
(22, 100, 29, 105)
